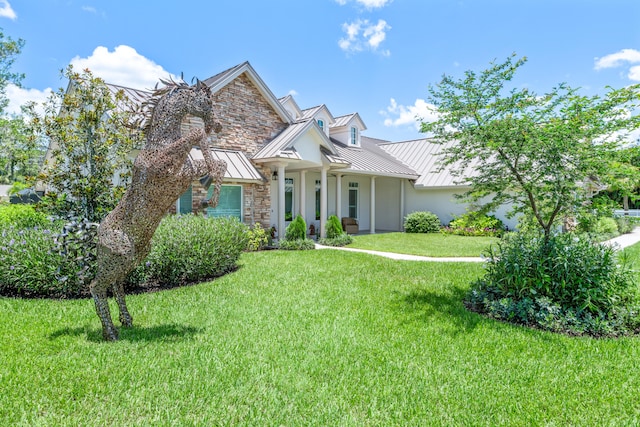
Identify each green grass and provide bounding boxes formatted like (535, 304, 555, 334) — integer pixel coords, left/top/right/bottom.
(2, 248, 640, 425)
(347, 232, 498, 257)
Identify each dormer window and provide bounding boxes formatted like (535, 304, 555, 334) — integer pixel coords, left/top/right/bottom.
(350, 126, 359, 146)
(317, 119, 324, 131)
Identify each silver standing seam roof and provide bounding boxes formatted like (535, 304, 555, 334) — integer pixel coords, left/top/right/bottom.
(378, 139, 469, 188)
(331, 136, 419, 179)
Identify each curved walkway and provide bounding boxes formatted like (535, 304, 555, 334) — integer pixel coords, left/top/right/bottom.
(315, 227, 640, 263)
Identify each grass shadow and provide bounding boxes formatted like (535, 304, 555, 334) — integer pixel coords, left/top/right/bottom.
(395, 286, 482, 334)
(49, 323, 203, 343)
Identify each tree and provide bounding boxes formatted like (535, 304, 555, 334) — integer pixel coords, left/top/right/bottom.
(26, 66, 144, 221)
(421, 54, 640, 239)
(0, 27, 24, 112)
(0, 117, 44, 183)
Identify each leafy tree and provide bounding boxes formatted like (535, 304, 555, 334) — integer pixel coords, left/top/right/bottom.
(421, 54, 640, 239)
(0, 27, 24, 112)
(26, 66, 144, 221)
(0, 117, 44, 183)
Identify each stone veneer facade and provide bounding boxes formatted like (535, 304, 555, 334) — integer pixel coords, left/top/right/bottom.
(177, 72, 288, 228)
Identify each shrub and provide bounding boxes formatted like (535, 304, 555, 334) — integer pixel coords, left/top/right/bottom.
(0, 224, 87, 298)
(326, 215, 345, 239)
(594, 217, 619, 236)
(616, 216, 635, 234)
(466, 232, 640, 336)
(54, 218, 99, 290)
(128, 215, 249, 287)
(246, 222, 269, 251)
(318, 234, 353, 247)
(0, 204, 49, 229)
(278, 238, 316, 250)
(284, 214, 307, 241)
(404, 211, 441, 233)
(442, 211, 505, 237)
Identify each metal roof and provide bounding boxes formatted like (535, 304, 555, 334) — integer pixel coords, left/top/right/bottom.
(378, 139, 470, 188)
(331, 136, 419, 179)
(331, 112, 367, 130)
(190, 148, 266, 182)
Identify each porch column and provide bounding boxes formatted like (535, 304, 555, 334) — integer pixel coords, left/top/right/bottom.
(277, 164, 286, 240)
(335, 173, 342, 218)
(299, 170, 306, 219)
(400, 179, 405, 230)
(320, 167, 328, 238)
(370, 176, 376, 234)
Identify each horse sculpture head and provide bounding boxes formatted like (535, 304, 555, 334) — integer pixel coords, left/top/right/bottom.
(190, 79, 218, 135)
(142, 78, 220, 147)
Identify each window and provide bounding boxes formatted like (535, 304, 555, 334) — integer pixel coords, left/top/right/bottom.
(350, 126, 358, 146)
(206, 185, 243, 221)
(177, 185, 193, 214)
(317, 119, 324, 131)
(285, 178, 294, 221)
(348, 182, 359, 218)
(315, 180, 321, 220)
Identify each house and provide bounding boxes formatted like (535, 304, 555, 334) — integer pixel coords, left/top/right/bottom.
(45, 61, 517, 235)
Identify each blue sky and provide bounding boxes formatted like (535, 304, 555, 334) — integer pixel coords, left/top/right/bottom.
(1, 0, 639, 142)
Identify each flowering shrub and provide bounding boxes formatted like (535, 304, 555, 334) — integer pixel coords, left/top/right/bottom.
(442, 211, 505, 237)
(246, 222, 269, 251)
(127, 215, 249, 288)
(0, 225, 87, 297)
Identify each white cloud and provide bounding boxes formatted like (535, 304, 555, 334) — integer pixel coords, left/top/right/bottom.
(0, 0, 16, 20)
(81, 6, 97, 14)
(382, 98, 439, 130)
(336, 0, 392, 9)
(594, 48, 640, 81)
(339, 19, 391, 56)
(5, 83, 52, 116)
(70, 45, 178, 89)
(287, 89, 298, 97)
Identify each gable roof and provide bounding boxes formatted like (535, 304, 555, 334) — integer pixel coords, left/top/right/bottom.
(252, 119, 343, 162)
(300, 104, 335, 125)
(332, 136, 419, 179)
(378, 139, 469, 188)
(331, 112, 367, 131)
(203, 61, 292, 124)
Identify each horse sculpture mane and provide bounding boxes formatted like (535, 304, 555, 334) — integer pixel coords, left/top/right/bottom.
(90, 79, 227, 341)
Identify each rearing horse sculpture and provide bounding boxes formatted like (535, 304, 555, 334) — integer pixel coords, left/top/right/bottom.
(90, 79, 227, 341)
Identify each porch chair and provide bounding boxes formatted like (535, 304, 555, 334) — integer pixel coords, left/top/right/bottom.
(341, 217, 359, 234)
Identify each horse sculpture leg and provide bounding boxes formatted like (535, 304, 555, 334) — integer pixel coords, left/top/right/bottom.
(90, 273, 119, 341)
(113, 281, 133, 327)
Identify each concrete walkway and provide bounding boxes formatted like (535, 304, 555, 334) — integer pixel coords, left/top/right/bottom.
(315, 227, 640, 262)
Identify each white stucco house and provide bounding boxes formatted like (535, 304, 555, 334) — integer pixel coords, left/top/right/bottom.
(44, 61, 516, 236)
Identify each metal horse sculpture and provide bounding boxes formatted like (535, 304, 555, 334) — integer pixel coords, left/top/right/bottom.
(89, 79, 227, 341)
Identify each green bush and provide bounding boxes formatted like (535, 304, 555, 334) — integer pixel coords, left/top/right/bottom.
(616, 216, 635, 234)
(129, 215, 249, 287)
(0, 224, 87, 298)
(0, 204, 49, 229)
(594, 217, 619, 236)
(404, 211, 441, 233)
(284, 214, 307, 241)
(246, 222, 269, 251)
(466, 232, 640, 336)
(326, 215, 345, 239)
(318, 234, 353, 247)
(278, 238, 316, 250)
(442, 211, 505, 237)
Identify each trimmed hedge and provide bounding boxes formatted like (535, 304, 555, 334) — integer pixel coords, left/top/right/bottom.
(404, 211, 441, 233)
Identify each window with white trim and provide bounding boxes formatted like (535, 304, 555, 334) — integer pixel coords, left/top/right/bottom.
(285, 178, 294, 221)
(348, 182, 359, 219)
(315, 180, 321, 220)
(206, 185, 243, 221)
(350, 126, 358, 146)
(317, 119, 324, 131)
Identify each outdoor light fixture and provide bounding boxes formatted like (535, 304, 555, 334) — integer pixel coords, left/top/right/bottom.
(272, 170, 278, 180)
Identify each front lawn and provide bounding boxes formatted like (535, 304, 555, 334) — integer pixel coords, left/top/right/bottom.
(347, 232, 499, 257)
(2, 248, 640, 425)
